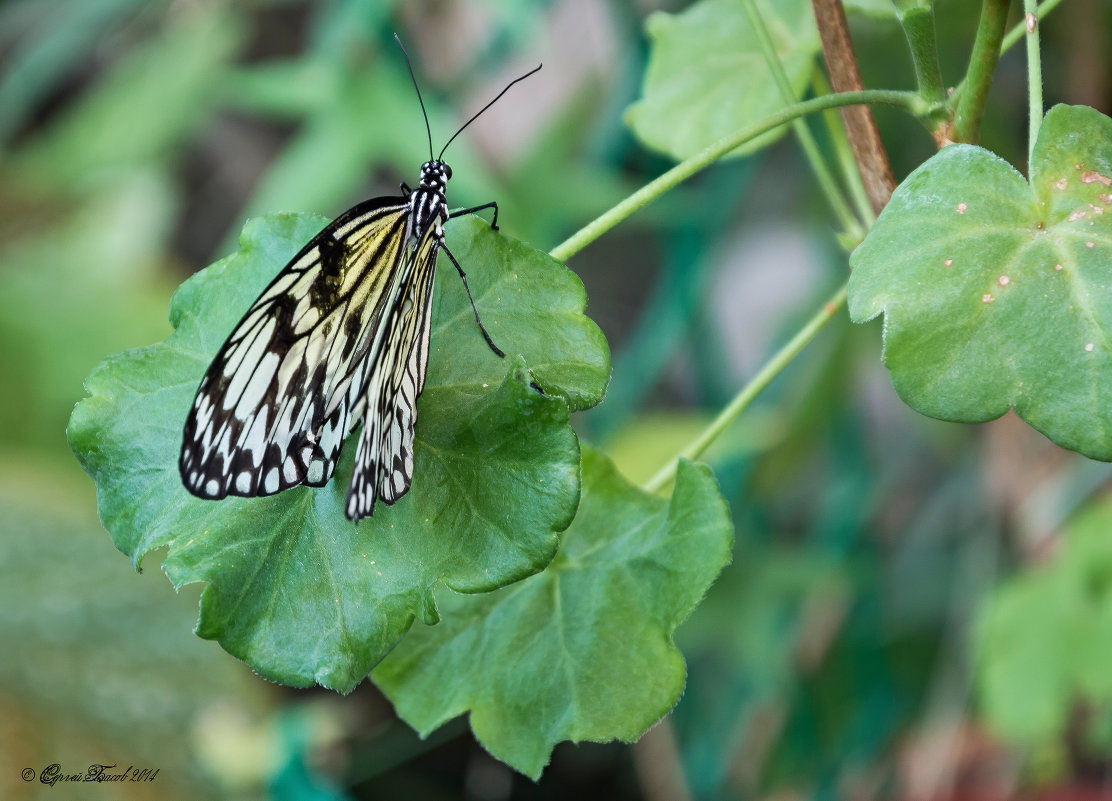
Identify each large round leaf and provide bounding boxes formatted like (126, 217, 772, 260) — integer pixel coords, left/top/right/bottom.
(849, 105, 1112, 459)
(68, 212, 610, 691)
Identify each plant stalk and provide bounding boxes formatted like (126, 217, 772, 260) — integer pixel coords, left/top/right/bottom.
(895, 4, 946, 106)
(951, 0, 1011, 144)
(549, 91, 924, 263)
(1024, 0, 1043, 162)
(642, 282, 848, 494)
(740, 0, 861, 236)
(811, 0, 897, 214)
(948, 0, 1066, 109)
(812, 70, 875, 226)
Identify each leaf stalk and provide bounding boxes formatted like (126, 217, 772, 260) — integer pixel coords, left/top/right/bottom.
(642, 282, 848, 494)
(950, 0, 1011, 144)
(898, 4, 946, 103)
(1024, 0, 1043, 163)
(549, 91, 925, 263)
(741, 0, 862, 237)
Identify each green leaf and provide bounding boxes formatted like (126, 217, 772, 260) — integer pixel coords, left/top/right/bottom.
(372, 445, 734, 778)
(68, 213, 610, 692)
(625, 0, 819, 161)
(848, 105, 1112, 460)
(977, 494, 1112, 742)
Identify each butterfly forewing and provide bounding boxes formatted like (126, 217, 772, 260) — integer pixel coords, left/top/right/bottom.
(180, 197, 411, 501)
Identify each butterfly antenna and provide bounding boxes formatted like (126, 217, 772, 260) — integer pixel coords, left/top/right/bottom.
(394, 33, 434, 162)
(438, 63, 542, 160)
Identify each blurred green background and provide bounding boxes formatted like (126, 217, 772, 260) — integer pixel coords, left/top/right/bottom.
(2, 0, 1112, 798)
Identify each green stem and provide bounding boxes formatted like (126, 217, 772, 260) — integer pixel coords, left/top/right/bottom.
(895, 4, 946, 106)
(948, 0, 1064, 111)
(740, 0, 860, 238)
(1002, 0, 1063, 52)
(1025, 0, 1043, 162)
(642, 282, 848, 494)
(951, 0, 1010, 143)
(549, 90, 924, 263)
(812, 70, 875, 226)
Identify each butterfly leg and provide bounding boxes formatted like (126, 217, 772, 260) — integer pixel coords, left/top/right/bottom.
(449, 201, 499, 231)
(400, 181, 412, 196)
(441, 244, 505, 358)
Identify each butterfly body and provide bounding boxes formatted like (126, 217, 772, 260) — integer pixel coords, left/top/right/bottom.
(404, 159, 452, 244)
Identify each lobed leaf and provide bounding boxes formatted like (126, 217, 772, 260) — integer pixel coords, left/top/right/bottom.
(372, 445, 734, 778)
(849, 105, 1112, 459)
(68, 212, 610, 692)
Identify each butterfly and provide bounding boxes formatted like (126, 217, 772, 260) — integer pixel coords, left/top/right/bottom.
(180, 35, 540, 522)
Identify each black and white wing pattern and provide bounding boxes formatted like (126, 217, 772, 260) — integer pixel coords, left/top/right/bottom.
(181, 155, 499, 521)
(345, 230, 438, 519)
(180, 196, 415, 505)
(179, 40, 539, 522)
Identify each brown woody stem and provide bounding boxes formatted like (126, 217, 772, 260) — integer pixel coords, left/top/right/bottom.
(811, 0, 896, 215)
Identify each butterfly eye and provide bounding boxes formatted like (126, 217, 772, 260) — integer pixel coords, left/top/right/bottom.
(443, 164, 453, 180)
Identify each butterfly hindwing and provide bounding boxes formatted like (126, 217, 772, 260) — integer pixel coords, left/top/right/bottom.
(180, 197, 411, 500)
(345, 229, 439, 520)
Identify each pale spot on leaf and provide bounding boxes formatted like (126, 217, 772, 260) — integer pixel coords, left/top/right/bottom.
(1081, 170, 1112, 186)
(982, 294, 995, 304)
(1085, 343, 1095, 352)
(998, 275, 1010, 286)
(956, 203, 967, 214)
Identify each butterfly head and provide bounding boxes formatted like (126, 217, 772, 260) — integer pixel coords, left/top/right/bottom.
(419, 160, 452, 192)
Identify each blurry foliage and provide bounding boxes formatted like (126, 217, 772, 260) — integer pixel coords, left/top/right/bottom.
(0, 459, 274, 801)
(3, 0, 1112, 798)
(978, 494, 1112, 746)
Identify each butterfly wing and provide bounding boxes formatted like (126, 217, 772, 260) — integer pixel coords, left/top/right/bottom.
(345, 229, 439, 521)
(180, 197, 413, 500)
